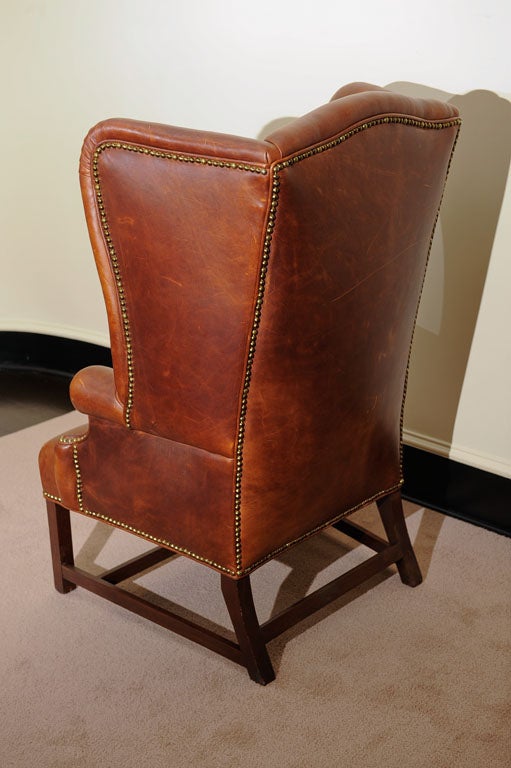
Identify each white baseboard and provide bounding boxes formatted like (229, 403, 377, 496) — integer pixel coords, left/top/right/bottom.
(403, 428, 511, 479)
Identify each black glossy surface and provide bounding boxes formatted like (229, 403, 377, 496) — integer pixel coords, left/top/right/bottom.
(402, 445, 510, 537)
(0, 331, 112, 375)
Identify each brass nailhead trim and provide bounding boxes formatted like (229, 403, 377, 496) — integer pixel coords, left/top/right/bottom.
(72, 444, 84, 510)
(93, 144, 268, 429)
(93, 146, 135, 428)
(271, 115, 461, 169)
(233, 168, 279, 573)
(58, 433, 88, 445)
(233, 115, 461, 575)
(96, 142, 267, 174)
(43, 491, 63, 503)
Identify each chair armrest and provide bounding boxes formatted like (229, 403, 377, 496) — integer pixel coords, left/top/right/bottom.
(70, 365, 125, 426)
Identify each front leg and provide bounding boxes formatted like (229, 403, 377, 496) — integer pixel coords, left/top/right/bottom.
(46, 500, 76, 594)
(221, 574, 275, 685)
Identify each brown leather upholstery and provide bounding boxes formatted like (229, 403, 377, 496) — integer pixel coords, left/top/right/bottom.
(39, 84, 459, 682)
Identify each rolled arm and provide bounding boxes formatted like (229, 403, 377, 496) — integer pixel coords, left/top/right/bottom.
(70, 365, 125, 425)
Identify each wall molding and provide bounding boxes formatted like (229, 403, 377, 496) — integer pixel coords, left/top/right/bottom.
(0, 320, 109, 348)
(402, 445, 510, 537)
(403, 427, 511, 480)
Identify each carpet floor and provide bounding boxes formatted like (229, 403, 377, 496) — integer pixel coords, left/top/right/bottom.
(1, 412, 509, 768)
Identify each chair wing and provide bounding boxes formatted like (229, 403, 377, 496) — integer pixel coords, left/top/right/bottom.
(78, 121, 273, 457)
(240, 87, 460, 569)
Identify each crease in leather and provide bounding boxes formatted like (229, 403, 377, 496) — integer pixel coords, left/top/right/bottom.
(76, 414, 236, 463)
(330, 239, 421, 304)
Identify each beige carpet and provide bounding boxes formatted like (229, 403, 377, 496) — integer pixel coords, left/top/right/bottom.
(0, 412, 509, 768)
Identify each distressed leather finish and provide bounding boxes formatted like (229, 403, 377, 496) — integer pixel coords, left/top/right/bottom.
(39, 84, 460, 577)
(241, 120, 458, 567)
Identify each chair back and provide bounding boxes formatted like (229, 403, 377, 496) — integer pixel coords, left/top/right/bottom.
(79, 87, 459, 569)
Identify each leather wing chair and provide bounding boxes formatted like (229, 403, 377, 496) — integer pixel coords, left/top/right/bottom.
(39, 83, 460, 684)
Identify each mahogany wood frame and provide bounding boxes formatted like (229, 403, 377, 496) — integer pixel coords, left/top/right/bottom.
(46, 490, 422, 685)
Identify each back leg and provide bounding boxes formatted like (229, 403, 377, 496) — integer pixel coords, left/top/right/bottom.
(377, 491, 422, 587)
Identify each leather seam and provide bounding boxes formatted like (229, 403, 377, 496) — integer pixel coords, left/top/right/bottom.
(232, 167, 281, 574)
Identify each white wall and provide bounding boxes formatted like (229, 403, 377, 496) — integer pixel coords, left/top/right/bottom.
(450, 172, 511, 477)
(394, 84, 511, 478)
(1, 1, 510, 476)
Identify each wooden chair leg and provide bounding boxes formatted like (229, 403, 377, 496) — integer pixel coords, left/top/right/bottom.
(46, 501, 76, 594)
(376, 491, 423, 587)
(221, 574, 275, 685)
